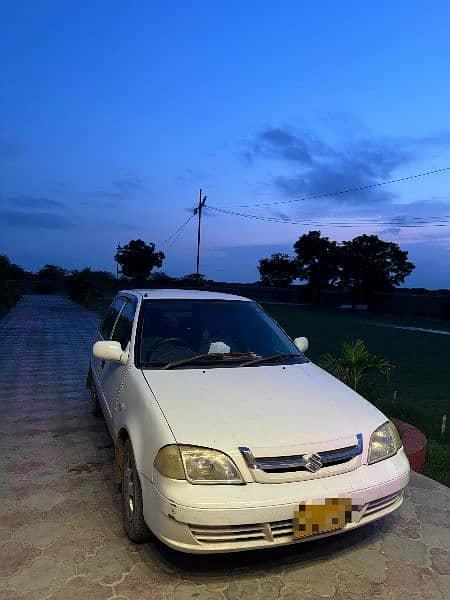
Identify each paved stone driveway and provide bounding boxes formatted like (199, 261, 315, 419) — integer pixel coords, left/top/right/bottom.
(0, 295, 449, 600)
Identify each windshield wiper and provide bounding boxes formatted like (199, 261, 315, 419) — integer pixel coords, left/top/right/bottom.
(162, 352, 258, 370)
(239, 353, 301, 367)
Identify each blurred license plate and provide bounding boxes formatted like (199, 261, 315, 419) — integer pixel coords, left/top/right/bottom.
(293, 498, 353, 538)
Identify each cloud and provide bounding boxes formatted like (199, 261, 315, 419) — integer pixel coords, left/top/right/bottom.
(244, 124, 450, 206)
(257, 129, 314, 164)
(0, 208, 138, 232)
(3, 196, 65, 209)
(0, 209, 73, 229)
(274, 165, 396, 205)
(89, 176, 146, 201)
(244, 127, 332, 166)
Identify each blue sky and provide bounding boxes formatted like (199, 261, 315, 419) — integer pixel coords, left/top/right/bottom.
(2, 1, 450, 287)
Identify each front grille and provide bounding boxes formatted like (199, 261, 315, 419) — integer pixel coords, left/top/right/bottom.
(250, 434, 363, 474)
(365, 490, 403, 515)
(190, 523, 268, 544)
(190, 521, 296, 545)
(270, 519, 294, 540)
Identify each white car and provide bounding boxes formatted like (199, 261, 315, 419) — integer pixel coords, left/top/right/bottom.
(88, 289, 410, 553)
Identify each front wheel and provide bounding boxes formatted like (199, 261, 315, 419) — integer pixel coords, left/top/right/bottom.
(121, 439, 151, 543)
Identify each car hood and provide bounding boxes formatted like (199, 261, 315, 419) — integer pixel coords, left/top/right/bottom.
(142, 362, 386, 453)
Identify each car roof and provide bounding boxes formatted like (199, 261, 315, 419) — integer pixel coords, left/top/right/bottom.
(119, 289, 253, 302)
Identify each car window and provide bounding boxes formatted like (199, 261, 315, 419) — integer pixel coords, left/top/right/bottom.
(137, 299, 306, 368)
(100, 297, 125, 339)
(111, 299, 136, 350)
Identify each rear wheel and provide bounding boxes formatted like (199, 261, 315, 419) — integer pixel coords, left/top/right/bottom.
(122, 439, 151, 543)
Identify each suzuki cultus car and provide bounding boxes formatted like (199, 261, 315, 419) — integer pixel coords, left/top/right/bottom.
(88, 289, 410, 553)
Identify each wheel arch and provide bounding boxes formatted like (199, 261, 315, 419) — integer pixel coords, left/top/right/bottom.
(86, 364, 93, 389)
(114, 426, 130, 483)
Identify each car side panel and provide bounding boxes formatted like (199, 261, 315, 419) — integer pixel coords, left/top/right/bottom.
(114, 367, 176, 480)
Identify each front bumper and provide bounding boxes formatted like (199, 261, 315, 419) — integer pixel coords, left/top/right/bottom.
(140, 448, 410, 553)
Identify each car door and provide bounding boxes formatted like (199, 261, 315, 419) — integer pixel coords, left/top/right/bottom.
(92, 296, 126, 418)
(100, 297, 137, 435)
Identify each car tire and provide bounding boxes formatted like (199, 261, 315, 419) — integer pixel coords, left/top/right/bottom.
(122, 439, 151, 543)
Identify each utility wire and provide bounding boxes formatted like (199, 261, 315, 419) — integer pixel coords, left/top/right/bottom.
(166, 216, 196, 249)
(205, 205, 450, 228)
(162, 214, 196, 246)
(208, 166, 450, 209)
(159, 166, 450, 252)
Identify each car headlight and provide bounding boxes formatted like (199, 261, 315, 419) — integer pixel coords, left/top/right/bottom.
(368, 421, 402, 464)
(154, 445, 244, 484)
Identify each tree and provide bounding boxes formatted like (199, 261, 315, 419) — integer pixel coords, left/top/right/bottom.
(0, 255, 10, 278)
(114, 240, 165, 281)
(258, 253, 297, 287)
(293, 231, 340, 297)
(0, 255, 25, 309)
(37, 264, 66, 281)
(149, 271, 176, 284)
(181, 273, 207, 285)
(340, 234, 415, 298)
(36, 264, 66, 294)
(320, 339, 393, 393)
(0, 255, 25, 280)
(66, 268, 115, 306)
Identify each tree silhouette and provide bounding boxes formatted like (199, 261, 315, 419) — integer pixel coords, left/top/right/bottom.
(293, 231, 340, 298)
(115, 240, 164, 281)
(37, 264, 66, 280)
(258, 253, 296, 287)
(0, 255, 25, 280)
(340, 234, 415, 299)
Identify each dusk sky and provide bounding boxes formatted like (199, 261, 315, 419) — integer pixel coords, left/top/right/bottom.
(2, 1, 450, 287)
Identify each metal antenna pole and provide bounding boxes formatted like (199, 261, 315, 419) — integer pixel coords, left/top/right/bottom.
(195, 189, 207, 278)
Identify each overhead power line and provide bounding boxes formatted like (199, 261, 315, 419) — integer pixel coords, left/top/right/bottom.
(159, 166, 450, 255)
(163, 214, 196, 245)
(209, 166, 450, 209)
(160, 213, 196, 251)
(205, 205, 450, 228)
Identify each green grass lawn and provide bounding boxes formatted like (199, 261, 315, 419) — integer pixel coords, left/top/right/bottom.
(263, 303, 450, 486)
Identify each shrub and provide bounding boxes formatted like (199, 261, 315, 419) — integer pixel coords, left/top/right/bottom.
(320, 339, 393, 393)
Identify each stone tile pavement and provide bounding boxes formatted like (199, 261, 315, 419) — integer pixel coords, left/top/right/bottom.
(0, 294, 449, 600)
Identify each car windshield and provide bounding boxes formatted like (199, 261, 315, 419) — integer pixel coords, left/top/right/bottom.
(137, 299, 308, 369)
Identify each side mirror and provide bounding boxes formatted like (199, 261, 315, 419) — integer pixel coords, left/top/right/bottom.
(93, 340, 128, 365)
(294, 336, 309, 353)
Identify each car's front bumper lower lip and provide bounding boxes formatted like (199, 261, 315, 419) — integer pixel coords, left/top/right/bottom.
(141, 448, 410, 553)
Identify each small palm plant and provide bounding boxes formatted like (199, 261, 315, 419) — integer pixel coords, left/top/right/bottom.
(320, 339, 393, 393)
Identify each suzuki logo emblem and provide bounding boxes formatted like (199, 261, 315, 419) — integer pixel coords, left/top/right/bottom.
(304, 453, 322, 472)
